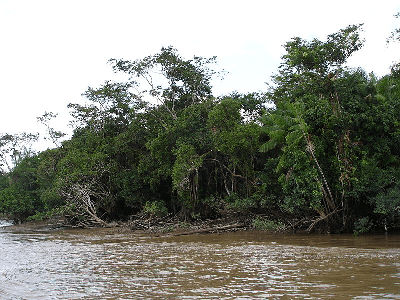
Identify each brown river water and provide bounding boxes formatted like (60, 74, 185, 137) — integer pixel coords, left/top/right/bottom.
(1, 222, 400, 299)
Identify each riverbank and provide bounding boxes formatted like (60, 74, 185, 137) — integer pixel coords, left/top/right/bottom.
(1, 213, 269, 235)
(1, 220, 58, 232)
(2, 215, 399, 237)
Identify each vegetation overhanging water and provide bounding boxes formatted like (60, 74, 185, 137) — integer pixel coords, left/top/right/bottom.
(1, 20, 400, 235)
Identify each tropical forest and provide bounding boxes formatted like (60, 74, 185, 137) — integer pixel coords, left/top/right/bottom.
(1, 23, 400, 234)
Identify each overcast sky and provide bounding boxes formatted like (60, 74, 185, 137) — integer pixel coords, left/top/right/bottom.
(1, 0, 399, 150)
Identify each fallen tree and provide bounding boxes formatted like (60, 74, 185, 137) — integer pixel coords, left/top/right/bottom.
(167, 223, 246, 236)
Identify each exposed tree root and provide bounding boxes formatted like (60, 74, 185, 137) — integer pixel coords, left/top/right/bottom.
(307, 208, 344, 232)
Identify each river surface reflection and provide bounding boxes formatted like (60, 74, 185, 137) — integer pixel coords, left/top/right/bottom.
(1, 226, 399, 299)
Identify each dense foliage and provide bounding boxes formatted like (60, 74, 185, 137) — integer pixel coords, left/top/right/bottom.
(1, 25, 399, 233)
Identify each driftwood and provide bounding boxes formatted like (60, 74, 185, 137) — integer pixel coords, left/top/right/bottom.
(167, 223, 245, 236)
(307, 208, 343, 232)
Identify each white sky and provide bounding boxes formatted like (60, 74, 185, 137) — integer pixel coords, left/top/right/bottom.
(1, 0, 400, 150)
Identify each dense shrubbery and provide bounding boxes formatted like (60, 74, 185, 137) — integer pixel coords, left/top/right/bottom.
(1, 25, 399, 233)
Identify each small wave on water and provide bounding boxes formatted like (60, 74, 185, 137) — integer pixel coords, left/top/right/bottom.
(0, 230, 400, 299)
(0, 220, 13, 228)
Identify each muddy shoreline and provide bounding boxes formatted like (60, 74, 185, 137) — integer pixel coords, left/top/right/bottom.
(1, 215, 257, 235)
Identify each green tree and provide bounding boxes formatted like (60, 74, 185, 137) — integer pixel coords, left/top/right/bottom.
(37, 112, 66, 148)
(0, 132, 39, 173)
(52, 48, 221, 222)
(0, 133, 41, 222)
(387, 12, 400, 44)
(261, 25, 375, 232)
(109, 46, 217, 122)
(0, 155, 42, 223)
(208, 96, 263, 199)
(262, 23, 400, 232)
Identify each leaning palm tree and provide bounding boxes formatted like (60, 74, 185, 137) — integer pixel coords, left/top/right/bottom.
(260, 101, 336, 231)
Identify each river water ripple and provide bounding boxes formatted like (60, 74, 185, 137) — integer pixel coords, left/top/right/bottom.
(0, 226, 399, 299)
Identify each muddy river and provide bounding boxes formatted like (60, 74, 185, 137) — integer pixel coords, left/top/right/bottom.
(1, 221, 400, 299)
